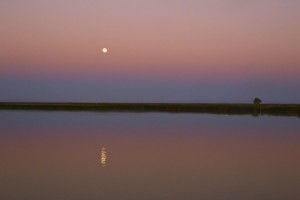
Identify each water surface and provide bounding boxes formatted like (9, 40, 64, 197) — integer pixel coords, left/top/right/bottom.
(0, 111, 299, 200)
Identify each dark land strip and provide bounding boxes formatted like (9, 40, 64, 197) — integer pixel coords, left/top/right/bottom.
(1, 102, 300, 117)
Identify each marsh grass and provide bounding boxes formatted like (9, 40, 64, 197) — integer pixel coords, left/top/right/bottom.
(0, 102, 299, 117)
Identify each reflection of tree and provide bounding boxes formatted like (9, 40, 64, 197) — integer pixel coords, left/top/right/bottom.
(101, 147, 107, 167)
(251, 112, 260, 117)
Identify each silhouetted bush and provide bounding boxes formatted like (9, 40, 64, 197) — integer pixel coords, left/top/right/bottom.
(253, 98, 262, 104)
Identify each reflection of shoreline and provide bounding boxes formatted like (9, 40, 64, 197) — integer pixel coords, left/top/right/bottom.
(101, 147, 107, 167)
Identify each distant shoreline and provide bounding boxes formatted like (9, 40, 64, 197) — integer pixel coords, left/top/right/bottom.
(1, 102, 300, 117)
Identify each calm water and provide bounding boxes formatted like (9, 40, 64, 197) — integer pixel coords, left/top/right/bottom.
(0, 111, 300, 200)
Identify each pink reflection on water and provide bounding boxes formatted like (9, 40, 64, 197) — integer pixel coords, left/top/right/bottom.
(1, 117, 300, 199)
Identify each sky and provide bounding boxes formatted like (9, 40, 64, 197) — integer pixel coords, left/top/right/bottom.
(1, 0, 300, 103)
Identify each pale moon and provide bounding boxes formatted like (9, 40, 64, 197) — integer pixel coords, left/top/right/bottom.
(102, 48, 108, 53)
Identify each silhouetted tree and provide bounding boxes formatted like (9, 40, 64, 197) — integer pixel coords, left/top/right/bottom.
(253, 98, 262, 104)
(253, 97, 262, 116)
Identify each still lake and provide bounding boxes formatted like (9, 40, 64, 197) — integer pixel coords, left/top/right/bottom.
(0, 111, 300, 200)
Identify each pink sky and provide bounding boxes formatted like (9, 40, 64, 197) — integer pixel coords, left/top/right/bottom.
(1, 1, 300, 102)
(1, 1, 299, 76)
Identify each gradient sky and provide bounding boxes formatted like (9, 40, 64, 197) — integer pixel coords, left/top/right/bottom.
(1, 0, 300, 102)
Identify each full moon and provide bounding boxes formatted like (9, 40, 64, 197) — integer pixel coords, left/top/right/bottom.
(102, 48, 108, 53)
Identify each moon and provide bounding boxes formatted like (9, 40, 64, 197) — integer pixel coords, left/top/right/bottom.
(102, 48, 108, 53)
